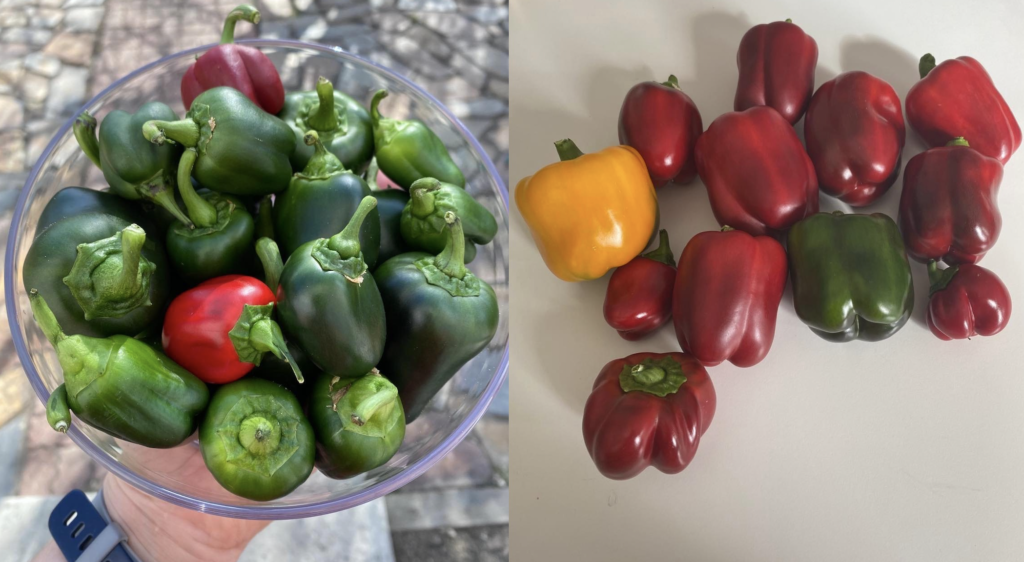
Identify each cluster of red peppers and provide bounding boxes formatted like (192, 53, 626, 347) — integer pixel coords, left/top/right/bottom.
(517, 18, 1016, 480)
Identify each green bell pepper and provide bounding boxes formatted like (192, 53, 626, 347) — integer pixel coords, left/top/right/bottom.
(142, 86, 295, 196)
(33, 290, 208, 448)
(788, 211, 915, 342)
(376, 212, 498, 421)
(279, 76, 374, 173)
(309, 370, 405, 479)
(36, 186, 156, 238)
(199, 378, 315, 501)
(370, 89, 465, 190)
(401, 178, 496, 256)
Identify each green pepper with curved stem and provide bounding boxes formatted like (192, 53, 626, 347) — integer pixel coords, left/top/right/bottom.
(376, 212, 499, 421)
(23, 216, 169, 338)
(273, 130, 380, 267)
(276, 196, 386, 378)
(370, 89, 465, 190)
(32, 290, 209, 447)
(279, 76, 374, 173)
(142, 86, 295, 196)
(36, 186, 157, 238)
(199, 378, 315, 501)
(74, 105, 192, 228)
(309, 369, 405, 479)
(401, 177, 497, 255)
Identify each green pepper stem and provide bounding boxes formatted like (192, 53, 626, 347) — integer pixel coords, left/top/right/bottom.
(370, 89, 388, 129)
(408, 178, 439, 218)
(306, 76, 338, 131)
(221, 4, 260, 44)
(919, 53, 937, 79)
(176, 148, 216, 228)
(73, 112, 101, 168)
(434, 212, 469, 279)
(327, 196, 377, 259)
(256, 196, 274, 240)
(947, 137, 970, 147)
(365, 157, 381, 191)
(300, 130, 345, 177)
(109, 224, 147, 299)
(554, 139, 584, 161)
(349, 377, 399, 426)
(631, 364, 666, 385)
(147, 180, 194, 228)
(927, 260, 960, 296)
(785, 18, 793, 23)
(255, 237, 283, 293)
(28, 290, 67, 346)
(238, 415, 276, 455)
(142, 119, 200, 148)
(642, 229, 676, 268)
(45, 383, 70, 433)
(721, 225, 735, 232)
(661, 75, 680, 90)
(249, 318, 304, 384)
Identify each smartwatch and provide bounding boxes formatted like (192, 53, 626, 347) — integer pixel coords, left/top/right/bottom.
(48, 489, 139, 562)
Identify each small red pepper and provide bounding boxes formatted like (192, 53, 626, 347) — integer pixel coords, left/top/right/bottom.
(673, 227, 787, 367)
(906, 54, 1021, 164)
(899, 138, 1003, 265)
(804, 71, 906, 206)
(603, 230, 676, 340)
(582, 352, 715, 480)
(734, 19, 818, 124)
(618, 75, 703, 187)
(695, 106, 819, 237)
(162, 275, 302, 385)
(926, 261, 1011, 341)
(180, 5, 285, 114)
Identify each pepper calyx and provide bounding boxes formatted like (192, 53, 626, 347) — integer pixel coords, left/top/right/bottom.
(215, 394, 301, 476)
(63, 224, 156, 320)
(326, 371, 402, 439)
(927, 260, 960, 296)
(642, 229, 676, 268)
(29, 290, 115, 401)
(228, 303, 304, 383)
(618, 356, 687, 397)
(294, 130, 346, 180)
(919, 53, 937, 79)
(415, 212, 481, 297)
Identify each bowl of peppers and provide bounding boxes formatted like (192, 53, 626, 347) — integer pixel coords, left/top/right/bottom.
(4, 5, 508, 518)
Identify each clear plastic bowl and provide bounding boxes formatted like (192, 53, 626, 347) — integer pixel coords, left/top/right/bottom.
(4, 39, 509, 519)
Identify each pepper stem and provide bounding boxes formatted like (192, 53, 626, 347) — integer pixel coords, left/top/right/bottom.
(249, 318, 304, 384)
(28, 290, 67, 346)
(785, 18, 793, 23)
(142, 119, 200, 148)
(408, 178, 438, 218)
(306, 76, 338, 131)
(349, 377, 399, 427)
(327, 196, 377, 259)
(631, 364, 665, 385)
(434, 212, 469, 280)
(256, 237, 283, 293)
(554, 139, 584, 161)
(147, 180, 193, 228)
(176, 148, 217, 228)
(370, 89, 388, 129)
(642, 230, 675, 267)
(661, 75, 680, 90)
(919, 53, 937, 79)
(221, 4, 260, 44)
(927, 260, 960, 296)
(73, 112, 101, 169)
(109, 224, 147, 298)
(256, 195, 274, 240)
(365, 157, 381, 191)
(947, 137, 970, 147)
(238, 415, 277, 455)
(300, 130, 345, 177)
(617, 356, 687, 397)
(46, 383, 70, 433)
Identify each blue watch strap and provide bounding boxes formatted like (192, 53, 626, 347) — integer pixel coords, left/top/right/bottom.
(48, 490, 134, 562)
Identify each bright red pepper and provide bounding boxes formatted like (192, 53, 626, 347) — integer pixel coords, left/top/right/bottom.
(734, 19, 818, 125)
(906, 54, 1021, 165)
(603, 230, 675, 341)
(582, 352, 715, 480)
(804, 71, 905, 206)
(898, 138, 1002, 265)
(695, 106, 819, 237)
(162, 275, 302, 384)
(181, 5, 285, 114)
(672, 227, 787, 367)
(618, 75, 703, 187)
(926, 261, 1011, 341)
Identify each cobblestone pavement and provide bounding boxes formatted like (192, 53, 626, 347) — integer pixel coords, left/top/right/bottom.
(0, 0, 508, 560)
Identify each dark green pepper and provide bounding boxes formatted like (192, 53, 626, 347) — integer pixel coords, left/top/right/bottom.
(279, 76, 374, 173)
(33, 290, 208, 448)
(401, 177, 497, 256)
(23, 215, 169, 338)
(273, 131, 380, 268)
(370, 89, 465, 190)
(199, 378, 314, 501)
(376, 212, 498, 421)
(276, 197, 386, 378)
(142, 86, 295, 196)
(366, 157, 412, 267)
(35, 186, 155, 238)
(74, 104, 192, 227)
(309, 370, 405, 479)
(788, 211, 915, 342)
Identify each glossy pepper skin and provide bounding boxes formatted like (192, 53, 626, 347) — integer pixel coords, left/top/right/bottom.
(734, 19, 818, 124)
(906, 54, 1021, 164)
(788, 212, 914, 342)
(200, 379, 314, 501)
(618, 75, 703, 187)
(366, 158, 413, 266)
(309, 370, 405, 479)
(898, 138, 1003, 265)
(181, 5, 284, 114)
(32, 291, 208, 448)
(370, 89, 465, 189)
(582, 352, 715, 480)
(603, 230, 676, 340)
(695, 106, 819, 236)
(376, 213, 498, 422)
(402, 177, 496, 256)
(279, 76, 374, 173)
(673, 227, 787, 367)
(143, 86, 295, 196)
(926, 261, 1011, 341)
(804, 71, 906, 206)
(36, 187, 155, 238)
(23, 217, 169, 338)
(515, 139, 658, 282)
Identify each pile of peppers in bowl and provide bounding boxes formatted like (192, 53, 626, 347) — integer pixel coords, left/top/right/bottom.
(23, 4, 499, 501)
(517, 19, 1017, 480)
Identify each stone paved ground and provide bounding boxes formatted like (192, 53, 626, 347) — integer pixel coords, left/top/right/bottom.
(0, 0, 508, 559)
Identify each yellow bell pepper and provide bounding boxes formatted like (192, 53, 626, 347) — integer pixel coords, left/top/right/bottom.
(515, 139, 658, 282)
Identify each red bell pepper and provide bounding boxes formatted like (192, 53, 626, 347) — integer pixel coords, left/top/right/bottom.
(618, 75, 703, 187)
(734, 19, 818, 125)
(672, 227, 787, 367)
(804, 71, 906, 206)
(927, 261, 1011, 340)
(906, 54, 1021, 164)
(582, 352, 715, 480)
(898, 138, 1002, 265)
(162, 275, 302, 384)
(695, 106, 819, 237)
(181, 5, 285, 114)
(603, 230, 675, 340)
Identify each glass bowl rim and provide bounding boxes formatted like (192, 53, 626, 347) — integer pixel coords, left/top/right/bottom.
(4, 38, 510, 520)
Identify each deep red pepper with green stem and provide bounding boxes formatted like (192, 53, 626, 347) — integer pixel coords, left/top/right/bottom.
(926, 261, 1011, 341)
(603, 230, 676, 340)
